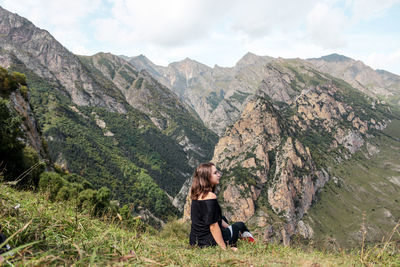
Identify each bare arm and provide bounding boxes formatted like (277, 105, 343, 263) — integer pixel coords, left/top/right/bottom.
(210, 222, 226, 250)
(203, 192, 237, 251)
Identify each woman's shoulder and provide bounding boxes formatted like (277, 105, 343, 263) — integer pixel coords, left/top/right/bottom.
(197, 192, 217, 201)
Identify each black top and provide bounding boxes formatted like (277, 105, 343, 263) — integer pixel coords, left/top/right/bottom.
(189, 198, 230, 247)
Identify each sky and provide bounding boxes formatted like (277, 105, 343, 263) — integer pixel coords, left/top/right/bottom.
(1, 0, 399, 74)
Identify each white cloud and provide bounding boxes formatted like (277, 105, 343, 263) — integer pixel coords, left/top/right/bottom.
(306, 2, 349, 49)
(0, 0, 100, 26)
(365, 49, 400, 72)
(229, 0, 318, 37)
(91, 0, 325, 66)
(93, 0, 321, 47)
(93, 0, 230, 47)
(345, 0, 400, 21)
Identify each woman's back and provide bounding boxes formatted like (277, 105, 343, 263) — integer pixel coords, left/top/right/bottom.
(189, 196, 226, 247)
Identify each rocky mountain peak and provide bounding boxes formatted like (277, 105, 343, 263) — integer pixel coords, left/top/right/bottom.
(308, 53, 353, 62)
(169, 57, 211, 71)
(236, 52, 274, 67)
(131, 54, 155, 67)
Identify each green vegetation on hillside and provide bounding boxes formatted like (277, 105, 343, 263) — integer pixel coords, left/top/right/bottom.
(80, 54, 218, 149)
(3, 64, 207, 222)
(206, 90, 224, 112)
(0, 67, 26, 93)
(5, 64, 187, 221)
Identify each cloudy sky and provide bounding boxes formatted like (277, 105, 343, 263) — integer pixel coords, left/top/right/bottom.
(1, 0, 399, 74)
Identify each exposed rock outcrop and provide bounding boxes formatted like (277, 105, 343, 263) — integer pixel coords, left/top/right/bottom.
(8, 90, 48, 160)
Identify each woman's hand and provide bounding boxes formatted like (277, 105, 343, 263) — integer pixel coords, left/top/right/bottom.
(230, 247, 238, 252)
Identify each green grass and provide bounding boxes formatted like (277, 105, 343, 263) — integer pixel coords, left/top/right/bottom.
(1, 184, 398, 266)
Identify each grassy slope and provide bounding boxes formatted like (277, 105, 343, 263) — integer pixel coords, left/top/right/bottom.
(2, 184, 390, 266)
(303, 118, 400, 248)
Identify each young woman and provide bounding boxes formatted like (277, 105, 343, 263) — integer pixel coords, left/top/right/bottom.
(189, 162, 255, 251)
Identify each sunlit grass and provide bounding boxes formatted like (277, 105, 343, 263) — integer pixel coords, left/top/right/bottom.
(1, 184, 399, 266)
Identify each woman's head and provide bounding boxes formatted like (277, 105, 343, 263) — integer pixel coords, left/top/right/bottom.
(190, 162, 222, 200)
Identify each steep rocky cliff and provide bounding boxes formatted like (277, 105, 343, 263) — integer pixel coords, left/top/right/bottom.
(8, 88, 48, 161)
(182, 61, 398, 246)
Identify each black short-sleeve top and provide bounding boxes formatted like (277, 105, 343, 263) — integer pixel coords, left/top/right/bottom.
(189, 198, 228, 247)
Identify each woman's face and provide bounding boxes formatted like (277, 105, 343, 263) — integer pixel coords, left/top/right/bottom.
(209, 165, 222, 186)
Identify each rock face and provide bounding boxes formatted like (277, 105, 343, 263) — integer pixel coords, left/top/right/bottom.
(183, 95, 330, 241)
(8, 89, 49, 162)
(182, 62, 392, 244)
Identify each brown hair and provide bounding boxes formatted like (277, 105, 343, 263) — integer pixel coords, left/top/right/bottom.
(190, 162, 216, 200)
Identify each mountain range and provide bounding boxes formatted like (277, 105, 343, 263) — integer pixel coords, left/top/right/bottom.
(127, 51, 400, 137)
(1, 5, 399, 246)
